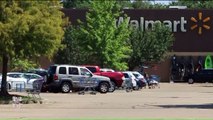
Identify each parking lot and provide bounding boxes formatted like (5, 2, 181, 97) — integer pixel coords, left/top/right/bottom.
(0, 83, 213, 119)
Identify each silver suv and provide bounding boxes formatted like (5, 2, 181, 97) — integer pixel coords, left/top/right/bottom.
(46, 64, 112, 93)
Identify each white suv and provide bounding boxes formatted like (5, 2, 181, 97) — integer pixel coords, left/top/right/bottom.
(122, 71, 138, 90)
(47, 65, 112, 93)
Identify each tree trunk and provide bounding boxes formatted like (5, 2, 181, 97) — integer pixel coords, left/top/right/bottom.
(0, 54, 9, 96)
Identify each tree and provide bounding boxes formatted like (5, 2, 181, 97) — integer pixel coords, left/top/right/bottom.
(78, 1, 131, 70)
(62, 0, 91, 8)
(131, 0, 167, 9)
(54, 26, 89, 65)
(0, 1, 66, 96)
(128, 23, 174, 70)
(169, 0, 213, 9)
(116, 0, 132, 9)
(10, 58, 38, 72)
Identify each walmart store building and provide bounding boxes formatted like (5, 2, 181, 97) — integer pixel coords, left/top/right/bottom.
(60, 9, 213, 82)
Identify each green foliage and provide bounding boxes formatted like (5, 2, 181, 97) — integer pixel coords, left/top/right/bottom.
(116, 0, 132, 9)
(78, 1, 131, 70)
(0, 1, 66, 95)
(59, 1, 134, 69)
(62, 0, 91, 8)
(169, 0, 213, 9)
(0, 1, 66, 58)
(10, 58, 38, 72)
(128, 23, 174, 69)
(131, 0, 167, 9)
(62, 0, 168, 9)
(54, 26, 89, 65)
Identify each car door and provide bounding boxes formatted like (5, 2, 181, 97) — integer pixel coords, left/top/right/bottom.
(206, 70, 213, 82)
(209, 70, 213, 82)
(195, 70, 208, 82)
(122, 73, 131, 87)
(57, 66, 68, 80)
(78, 68, 94, 87)
(200, 70, 211, 82)
(67, 67, 81, 88)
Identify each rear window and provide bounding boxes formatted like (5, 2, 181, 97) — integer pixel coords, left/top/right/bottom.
(48, 66, 57, 74)
(86, 67, 97, 73)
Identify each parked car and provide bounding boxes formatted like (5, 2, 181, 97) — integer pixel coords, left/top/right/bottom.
(0, 72, 44, 91)
(100, 68, 115, 72)
(187, 69, 213, 84)
(131, 71, 147, 88)
(0, 75, 14, 90)
(27, 68, 48, 82)
(122, 71, 139, 90)
(46, 64, 113, 93)
(83, 65, 124, 91)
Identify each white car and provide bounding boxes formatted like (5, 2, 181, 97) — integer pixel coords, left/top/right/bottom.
(0, 72, 44, 91)
(131, 71, 147, 88)
(100, 68, 115, 72)
(122, 71, 138, 90)
(0, 74, 24, 90)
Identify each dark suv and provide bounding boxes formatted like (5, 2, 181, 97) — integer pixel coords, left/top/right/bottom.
(187, 69, 213, 84)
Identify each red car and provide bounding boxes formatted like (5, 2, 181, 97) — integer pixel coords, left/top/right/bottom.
(83, 65, 124, 91)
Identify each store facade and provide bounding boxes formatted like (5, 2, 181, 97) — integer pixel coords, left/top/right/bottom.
(62, 9, 213, 82)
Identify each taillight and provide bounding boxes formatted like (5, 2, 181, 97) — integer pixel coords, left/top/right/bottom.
(53, 74, 58, 80)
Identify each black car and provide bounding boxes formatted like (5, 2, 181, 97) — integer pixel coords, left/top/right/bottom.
(187, 69, 213, 84)
(27, 68, 48, 83)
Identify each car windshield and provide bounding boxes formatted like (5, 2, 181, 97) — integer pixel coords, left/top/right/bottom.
(7, 73, 23, 78)
(23, 74, 31, 79)
(123, 73, 129, 78)
(132, 73, 139, 78)
(86, 67, 97, 73)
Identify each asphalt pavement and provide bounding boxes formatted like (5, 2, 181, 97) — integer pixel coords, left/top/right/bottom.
(0, 83, 213, 119)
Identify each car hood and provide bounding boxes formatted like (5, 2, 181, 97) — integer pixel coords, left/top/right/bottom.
(92, 75, 110, 81)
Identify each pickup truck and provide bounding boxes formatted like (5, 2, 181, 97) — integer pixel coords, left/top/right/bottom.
(83, 65, 124, 91)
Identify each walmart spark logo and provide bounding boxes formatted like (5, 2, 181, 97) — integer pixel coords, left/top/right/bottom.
(191, 12, 211, 35)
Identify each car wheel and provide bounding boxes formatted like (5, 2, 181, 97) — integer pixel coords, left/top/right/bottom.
(109, 81, 116, 92)
(188, 78, 194, 84)
(61, 82, 71, 93)
(133, 85, 139, 90)
(99, 82, 109, 93)
(41, 83, 48, 92)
